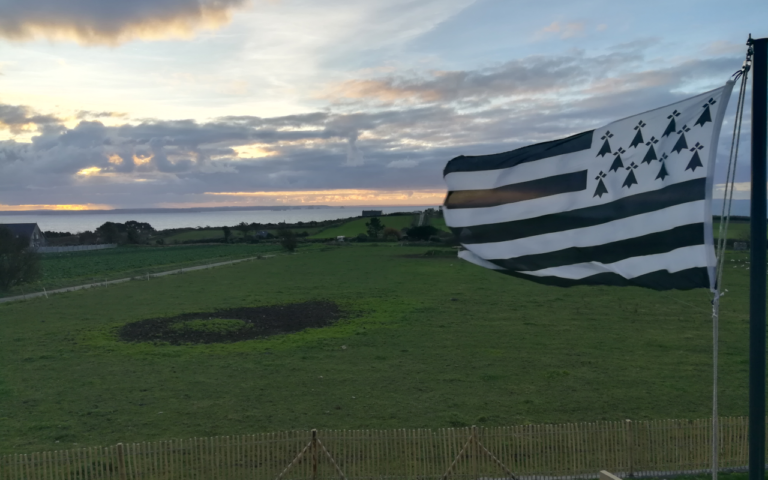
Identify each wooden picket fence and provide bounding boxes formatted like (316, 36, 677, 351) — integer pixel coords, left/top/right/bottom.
(0, 417, 759, 480)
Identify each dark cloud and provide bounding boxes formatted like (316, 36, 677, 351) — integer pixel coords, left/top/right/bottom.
(0, 50, 745, 208)
(0, 0, 248, 45)
(0, 104, 61, 134)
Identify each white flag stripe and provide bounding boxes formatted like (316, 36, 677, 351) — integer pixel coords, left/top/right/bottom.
(458, 249, 506, 270)
(464, 201, 705, 260)
(518, 245, 710, 280)
(444, 164, 705, 228)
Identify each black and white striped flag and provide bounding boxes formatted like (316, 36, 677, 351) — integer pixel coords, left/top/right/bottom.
(443, 81, 734, 291)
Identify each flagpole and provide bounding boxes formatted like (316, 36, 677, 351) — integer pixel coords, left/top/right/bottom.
(749, 35, 767, 480)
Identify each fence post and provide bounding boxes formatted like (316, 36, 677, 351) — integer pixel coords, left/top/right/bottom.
(625, 420, 634, 477)
(117, 443, 127, 480)
(312, 429, 318, 480)
(473, 425, 479, 480)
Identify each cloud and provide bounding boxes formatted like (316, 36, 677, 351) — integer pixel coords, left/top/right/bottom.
(0, 44, 745, 209)
(0, 104, 62, 134)
(76, 110, 128, 120)
(323, 50, 643, 105)
(387, 159, 418, 168)
(537, 21, 586, 39)
(713, 182, 753, 200)
(0, 0, 249, 45)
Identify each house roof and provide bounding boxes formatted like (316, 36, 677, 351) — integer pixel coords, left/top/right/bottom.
(0, 223, 41, 238)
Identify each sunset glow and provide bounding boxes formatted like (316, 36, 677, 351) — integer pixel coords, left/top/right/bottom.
(232, 145, 277, 159)
(205, 189, 446, 206)
(0, 203, 112, 211)
(76, 167, 102, 176)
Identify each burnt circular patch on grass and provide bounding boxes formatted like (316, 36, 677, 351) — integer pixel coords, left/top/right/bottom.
(118, 300, 344, 345)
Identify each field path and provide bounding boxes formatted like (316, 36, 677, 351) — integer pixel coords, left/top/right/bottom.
(0, 254, 276, 304)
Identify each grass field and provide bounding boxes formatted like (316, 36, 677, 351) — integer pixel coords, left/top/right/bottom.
(0, 244, 286, 298)
(0, 243, 756, 454)
(309, 215, 416, 238)
(714, 219, 751, 241)
(428, 216, 450, 231)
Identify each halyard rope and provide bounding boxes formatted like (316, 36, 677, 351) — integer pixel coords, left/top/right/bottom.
(711, 46, 752, 480)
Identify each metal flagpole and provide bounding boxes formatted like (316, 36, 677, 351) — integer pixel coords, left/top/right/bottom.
(749, 34, 768, 480)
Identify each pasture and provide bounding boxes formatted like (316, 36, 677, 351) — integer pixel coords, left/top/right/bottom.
(0, 243, 755, 454)
(308, 215, 416, 238)
(0, 243, 286, 298)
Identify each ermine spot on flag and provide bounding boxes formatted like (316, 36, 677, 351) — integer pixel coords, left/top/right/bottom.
(443, 81, 734, 291)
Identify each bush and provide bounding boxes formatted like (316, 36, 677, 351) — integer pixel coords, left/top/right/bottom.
(356, 233, 369, 242)
(406, 225, 439, 241)
(382, 227, 401, 241)
(0, 227, 41, 291)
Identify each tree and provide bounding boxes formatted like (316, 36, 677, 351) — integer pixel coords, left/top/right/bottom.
(236, 222, 250, 241)
(222, 226, 232, 243)
(0, 226, 41, 291)
(96, 222, 121, 244)
(78, 230, 98, 245)
(365, 217, 385, 238)
(124, 221, 154, 244)
(277, 227, 297, 252)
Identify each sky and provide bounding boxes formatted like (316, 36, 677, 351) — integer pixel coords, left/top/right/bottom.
(0, 0, 765, 210)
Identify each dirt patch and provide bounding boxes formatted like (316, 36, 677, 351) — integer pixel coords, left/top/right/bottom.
(118, 300, 344, 345)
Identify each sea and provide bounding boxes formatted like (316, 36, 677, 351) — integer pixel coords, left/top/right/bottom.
(0, 200, 756, 234)
(0, 206, 435, 234)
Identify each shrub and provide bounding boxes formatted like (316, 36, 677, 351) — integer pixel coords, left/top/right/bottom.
(382, 227, 401, 241)
(406, 225, 439, 241)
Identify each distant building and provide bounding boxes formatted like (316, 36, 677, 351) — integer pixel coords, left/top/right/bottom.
(0, 223, 46, 248)
(362, 210, 383, 217)
(336, 236, 346, 242)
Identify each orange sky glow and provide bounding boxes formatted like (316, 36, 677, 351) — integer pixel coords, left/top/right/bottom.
(0, 203, 113, 211)
(204, 189, 446, 206)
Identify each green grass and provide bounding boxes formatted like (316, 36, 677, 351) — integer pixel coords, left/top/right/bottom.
(310, 215, 416, 238)
(0, 244, 756, 453)
(1, 244, 286, 298)
(429, 216, 450, 232)
(713, 220, 751, 241)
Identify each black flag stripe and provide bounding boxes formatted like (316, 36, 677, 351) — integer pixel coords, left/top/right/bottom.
(494, 266, 710, 290)
(443, 130, 594, 175)
(444, 170, 587, 209)
(488, 223, 704, 271)
(452, 178, 705, 244)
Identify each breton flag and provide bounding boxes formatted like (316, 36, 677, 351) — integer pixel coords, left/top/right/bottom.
(443, 80, 734, 291)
